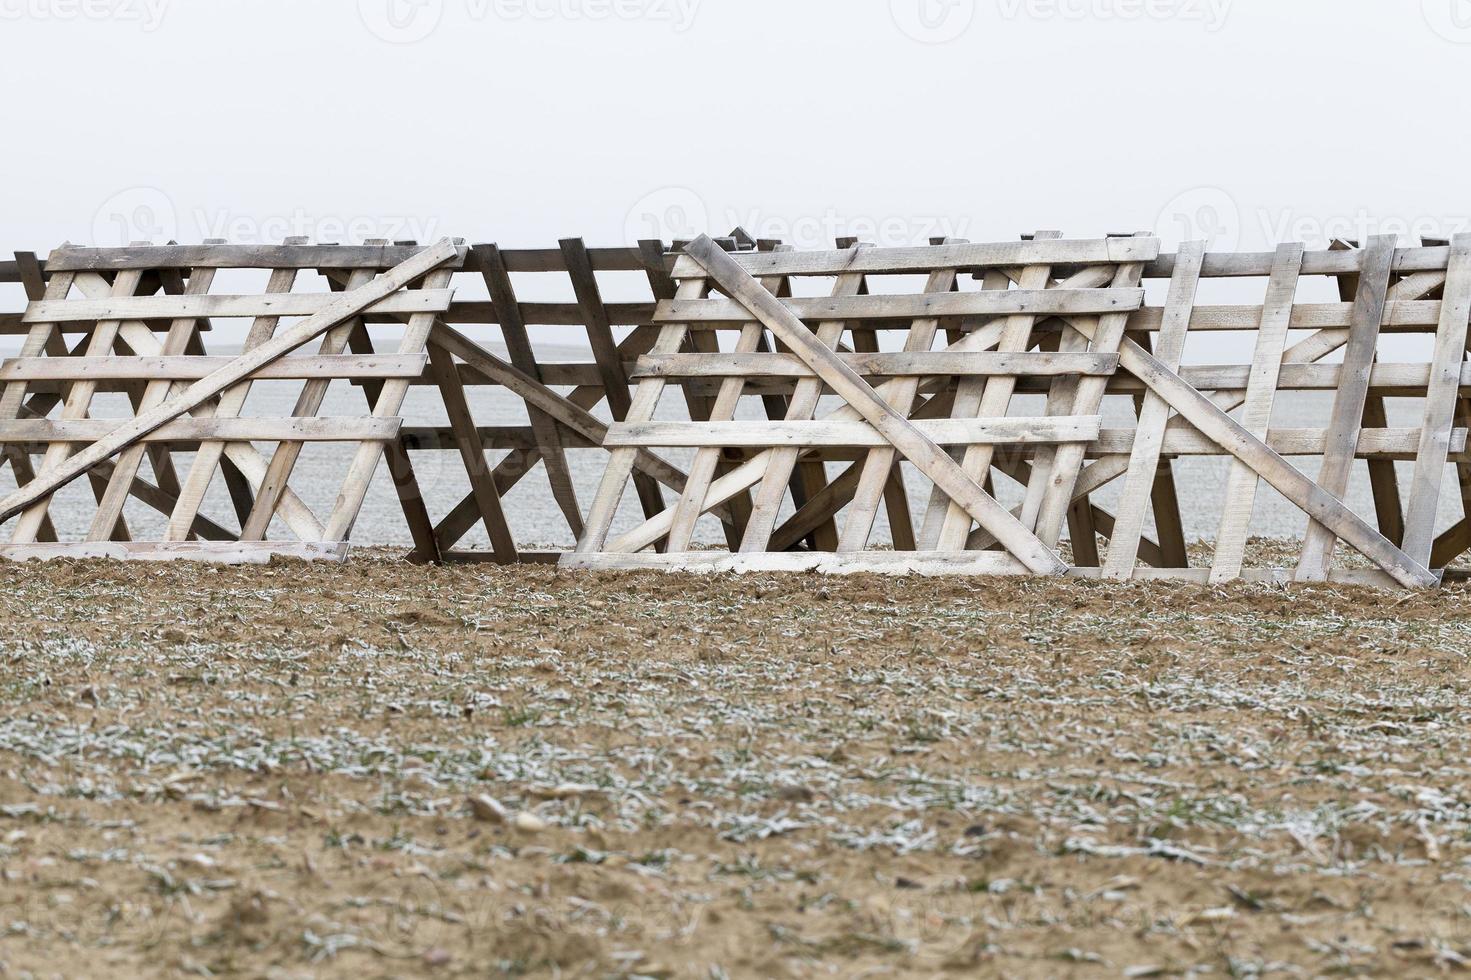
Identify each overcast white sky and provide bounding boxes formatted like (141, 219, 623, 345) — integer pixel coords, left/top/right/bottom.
(2, 0, 1468, 259)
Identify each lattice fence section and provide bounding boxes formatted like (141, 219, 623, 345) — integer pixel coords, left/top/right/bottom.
(1078, 234, 1471, 587)
(0, 240, 464, 561)
(3, 232, 1469, 586)
(396, 233, 763, 562)
(566, 235, 1156, 574)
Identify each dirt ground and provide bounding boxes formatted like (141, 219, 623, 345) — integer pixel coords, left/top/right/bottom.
(0, 546, 1469, 978)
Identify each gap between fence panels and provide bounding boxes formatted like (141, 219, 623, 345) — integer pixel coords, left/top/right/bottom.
(0, 231, 1466, 588)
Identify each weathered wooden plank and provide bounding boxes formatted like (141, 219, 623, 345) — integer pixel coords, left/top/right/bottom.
(668, 238, 1159, 278)
(4, 252, 68, 543)
(1326, 238, 1405, 549)
(1296, 235, 1396, 580)
(476, 243, 582, 539)
(1174, 361, 1471, 392)
(26, 289, 453, 323)
(0, 353, 427, 381)
(426, 341, 518, 562)
(5, 421, 1443, 458)
(1209, 243, 1305, 582)
(0, 541, 350, 564)
(1402, 233, 1471, 565)
(1103, 241, 1204, 578)
(1068, 565, 1414, 589)
(559, 551, 1411, 588)
(1023, 296, 1100, 544)
(0, 417, 401, 442)
(561, 550, 1029, 576)
(632, 350, 1119, 379)
(745, 242, 823, 549)
(44, 243, 465, 272)
(1144, 244, 1454, 280)
(657, 289, 1144, 325)
(605, 416, 1101, 449)
(563, 237, 666, 526)
(1125, 300, 1446, 333)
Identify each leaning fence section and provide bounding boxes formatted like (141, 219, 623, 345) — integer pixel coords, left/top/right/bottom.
(1, 231, 1468, 586)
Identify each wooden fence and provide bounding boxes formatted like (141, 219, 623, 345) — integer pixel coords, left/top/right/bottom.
(1, 231, 1468, 587)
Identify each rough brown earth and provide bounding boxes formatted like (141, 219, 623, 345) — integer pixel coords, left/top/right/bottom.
(0, 545, 1469, 978)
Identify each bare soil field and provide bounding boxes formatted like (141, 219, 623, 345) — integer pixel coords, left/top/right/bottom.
(0, 546, 1469, 978)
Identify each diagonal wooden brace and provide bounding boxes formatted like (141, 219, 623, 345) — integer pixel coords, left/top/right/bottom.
(681, 234, 1065, 576)
(1069, 321, 1439, 588)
